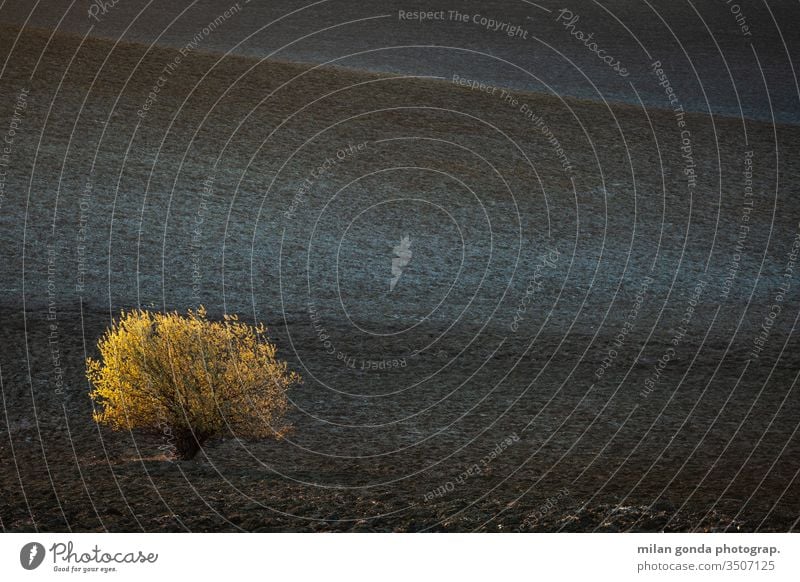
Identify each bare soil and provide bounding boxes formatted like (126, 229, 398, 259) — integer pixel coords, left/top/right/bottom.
(0, 26, 798, 532)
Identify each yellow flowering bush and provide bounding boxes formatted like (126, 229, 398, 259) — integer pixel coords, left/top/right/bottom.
(87, 307, 300, 459)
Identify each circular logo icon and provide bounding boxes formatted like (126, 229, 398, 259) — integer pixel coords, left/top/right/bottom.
(20, 542, 45, 570)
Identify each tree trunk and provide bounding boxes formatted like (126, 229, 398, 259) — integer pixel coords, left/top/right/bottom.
(173, 429, 206, 460)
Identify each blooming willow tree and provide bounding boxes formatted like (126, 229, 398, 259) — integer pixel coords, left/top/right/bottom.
(87, 307, 300, 459)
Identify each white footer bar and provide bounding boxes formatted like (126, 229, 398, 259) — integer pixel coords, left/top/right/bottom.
(2, 533, 797, 581)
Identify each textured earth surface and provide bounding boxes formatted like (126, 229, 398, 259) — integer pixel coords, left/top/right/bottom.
(0, 27, 798, 532)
